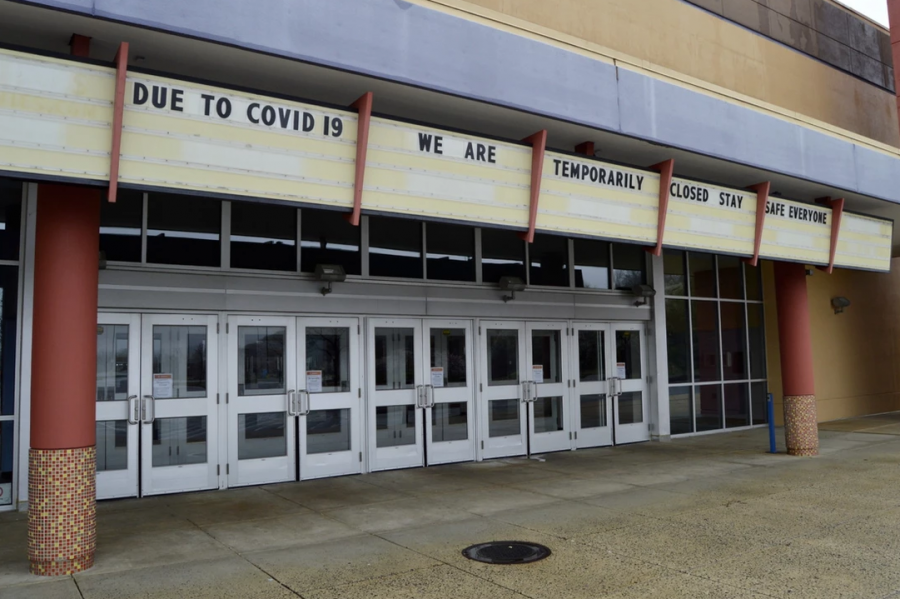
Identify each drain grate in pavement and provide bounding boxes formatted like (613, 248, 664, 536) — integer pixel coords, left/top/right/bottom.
(462, 541, 551, 565)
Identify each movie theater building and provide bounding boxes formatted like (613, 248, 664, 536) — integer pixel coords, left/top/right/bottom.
(2, 0, 900, 576)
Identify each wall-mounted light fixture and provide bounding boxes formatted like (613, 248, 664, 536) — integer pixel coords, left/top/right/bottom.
(315, 264, 346, 296)
(631, 284, 657, 307)
(831, 296, 850, 314)
(499, 276, 526, 303)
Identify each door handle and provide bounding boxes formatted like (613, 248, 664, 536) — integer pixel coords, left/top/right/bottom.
(286, 389, 297, 416)
(299, 390, 311, 416)
(141, 395, 155, 424)
(127, 395, 140, 424)
(520, 381, 530, 403)
(425, 384, 435, 408)
(530, 381, 538, 403)
(415, 385, 425, 409)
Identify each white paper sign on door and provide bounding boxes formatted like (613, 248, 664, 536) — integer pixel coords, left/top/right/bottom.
(153, 373, 173, 399)
(0, 482, 10, 506)
(431, 367, 444, 388)
(616, 362, 627, 379)
(532, 365, 544, 383)
(306, 370, 323, 393)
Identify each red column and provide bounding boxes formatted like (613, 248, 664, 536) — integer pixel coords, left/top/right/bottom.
(773, 261, 818, 456)
(28, 184, 100, 575)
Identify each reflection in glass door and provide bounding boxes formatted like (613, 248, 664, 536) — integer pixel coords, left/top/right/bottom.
(298, 318, 361, 480)
(368, 319, 424, 471)
(423, 320, 474, 465)
(611, 323, 650, 444)
(95, 314, 140, 500)
(227, 316, 295, 487)
(527, 323, 571, 454)
(572, 324, 613, 449)
(140, 314, 219, 496)
(478, 322, 528, 459)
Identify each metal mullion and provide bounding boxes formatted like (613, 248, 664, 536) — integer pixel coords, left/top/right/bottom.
(221, 201, 231, 270)
(140, 192, 148, 264)
(683, 251, 697, 433)
(608, 243, 615, 290)
(743, 298, 754, 422)
(296, 209, 302, 273)
(421, 222, 427, 280)
(524, 237, 530, 286)
(474, 228, 483, 284)
(567, 238, 575, 288)
(361, 215, 369, 278)
(713, 256, 725, 430)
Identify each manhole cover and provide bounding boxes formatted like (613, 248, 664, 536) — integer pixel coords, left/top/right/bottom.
(462, 541, 551, 564)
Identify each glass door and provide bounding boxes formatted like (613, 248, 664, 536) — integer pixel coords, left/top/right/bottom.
(478, 321, 528, 459)
(423, 320, 474, 465)
(571, 323, 613, 449)
(526, 323, 572, 454)
(140, 314, 219, 496)
(227, 316, 296, 487)
(297, 317, 362, 480)
(367, 318, 424, 471)
(95, 313, 140, 500)
(611, 323, 650, 444)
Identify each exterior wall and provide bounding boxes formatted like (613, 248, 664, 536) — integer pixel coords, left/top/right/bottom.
(764, 260, 900, 424)
(430, 0, 899, 147)
(685, 0, 893, 92)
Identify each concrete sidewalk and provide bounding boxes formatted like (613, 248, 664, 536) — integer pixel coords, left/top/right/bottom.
(3, 417, 900, 598)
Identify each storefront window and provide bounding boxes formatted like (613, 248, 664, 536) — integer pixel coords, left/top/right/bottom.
(300, 208, 360, 276)
(99, 189, 142, 263)
(573, 239, 609, 289)
(147, 193, 221, 267)
(426, 222, 475, 282)
(369, 216, 423, 279)
(612, 243, 646, 290)
(0, 180, 22, 262)
(231, 202, 296, 271)
(529, 234, 568, 287)
(482, 228, 525, 284)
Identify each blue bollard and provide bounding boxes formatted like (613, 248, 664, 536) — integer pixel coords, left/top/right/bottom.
(767, 393, 777, 453)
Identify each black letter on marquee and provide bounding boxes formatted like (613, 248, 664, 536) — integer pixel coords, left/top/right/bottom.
(465, 143, 475, 160)
(303, 112, 315, 132)
(278, 107, 291, 129)
(216, 98, 232, 119)
(247, 103, 260, 124)
(171, 89, 184, 112)
(133, 82, 149, 106)
(476, 144, 486, 161)
(151, 86, 167, 109)
(434, 136, 443, 154)
(488, 146, 496, 163)
(553, 159, 561, 176)
(261, 105, 276, 126)
(418, 133, 433, 152)
(331, 117, 343, 137)
(201, 94, 214, 116)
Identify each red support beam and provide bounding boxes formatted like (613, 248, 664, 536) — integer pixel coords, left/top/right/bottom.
(816, 197, 844, 274)
(645, 159, 674, 256)
(743, 182, 771, 267)
(518, 130, 548, 243)
(344, 92, 373, 226)
(107, 42, 129, 203)
(69, 34, 91, 58)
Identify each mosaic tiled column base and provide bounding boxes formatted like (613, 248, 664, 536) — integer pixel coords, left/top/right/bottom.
(28, 447, 96, 576)
(783, 395, 819, 457)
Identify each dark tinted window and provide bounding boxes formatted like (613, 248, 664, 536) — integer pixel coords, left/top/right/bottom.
(666, 299, 690, 384)
(574, 239, 609, 290)
(231, 202, 296, 271)
(369, 216, 422, 279)
(99, 189, 142, 262)
(0, 267, 18, 416)
(745, 262, 763, 301)
(692, 301, 721, 382)
(147, 193, 221, 267)
(612, 243, 646, 290)
(0, 179, 22, 261)
(689, 252, 716, 298)
(663, 250, 686, 296)
(718, 255, 743, 299)
(529, 234, 568, 287)
(482, 229, 525, 284)
(300, 209, 360, 276)
(426, 222, 475, 282)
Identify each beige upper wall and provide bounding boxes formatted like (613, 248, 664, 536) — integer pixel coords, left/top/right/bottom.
(430, 0, 900, 147)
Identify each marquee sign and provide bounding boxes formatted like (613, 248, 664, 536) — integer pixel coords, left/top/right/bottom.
(0, 47, 892, 272)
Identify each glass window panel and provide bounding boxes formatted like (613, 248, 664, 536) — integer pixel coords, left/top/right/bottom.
(724, 383, 750, 428)
(426, 222, 475, 282)
(720, 303, 748, 381)
(488, 329, 519, 386)
(307, 409, 351, 454)
(529, 234, 569, 287)
(718, 255, 744, 299)
(0, 267, 16, 416)
(307, 328, 350, 393)
(665, 300, 691, 384)
(691, 301, 720, 382)
(751, 382, 768, 425)
(482, 228, 525, 284)
(230, 202, 296, 271)
(617, 391, 643, 425)
(369, 216, 422, 279)
(147, 193, 221, 267)
(580, 394, 607, 429)
(152, 326, 207, 398)
(151, 416, 207, 467)
(532, 330, 562, 384)
(0, 179, 21, 262)
(375, 405, 416, 447)
(574, 239, 610, 290)
(533, 397, 564, 433)
(748, 304, 767, 380)
(99, 188, 141, 263)
(689, 252, 717, 298)
(238, 327, 285, 396)
(96, 324, 130, 402)
(745, 262, 763, 301)
(578, 330, 605, 382)
(695, 385, 723, 432)
(432, 402, 468, 442)
(669, 386, 693, 435)
(489, 399, 520, 437)
(96, 420, 128, 472)
(238, 412, 286, 460)
(615, 330, 642, 379)
(374, 328, 415, 390)
(300, 209, 360, 275)
(430, 328, 466, 388)
(0, 421, 12, 505)
(612, 244, 646, 290)
(663, 250, 686, 296)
